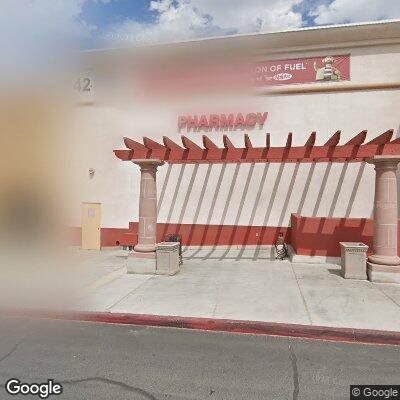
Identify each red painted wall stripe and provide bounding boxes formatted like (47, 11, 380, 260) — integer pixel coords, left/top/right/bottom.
(71, 224, 289, 247)
(71, 215, 400, 257)
(291, 214, 378, 257)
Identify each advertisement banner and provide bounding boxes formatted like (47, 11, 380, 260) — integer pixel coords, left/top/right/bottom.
(254, 54, 350, 86)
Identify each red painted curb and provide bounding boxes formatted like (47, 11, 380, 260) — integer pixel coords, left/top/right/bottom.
(4, 309, 400, 346)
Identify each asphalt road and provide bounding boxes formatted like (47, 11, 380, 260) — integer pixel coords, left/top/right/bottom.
(0, 319, 399, 400)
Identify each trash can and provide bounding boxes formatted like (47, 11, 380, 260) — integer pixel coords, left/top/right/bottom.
(339, 242, 368, 280)
(156, 242, 180, 276)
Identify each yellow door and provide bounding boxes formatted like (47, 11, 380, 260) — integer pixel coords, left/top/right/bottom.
(81, 202, 101, 250)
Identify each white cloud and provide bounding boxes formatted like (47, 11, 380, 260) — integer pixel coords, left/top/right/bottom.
(3, 0, 398, 51)
(187, 0, 304, 32)
(0, 0, 106, 80)
(0, 0, 94, 40)
(311, 0, 400, 25)
(106, 0, 305, 45)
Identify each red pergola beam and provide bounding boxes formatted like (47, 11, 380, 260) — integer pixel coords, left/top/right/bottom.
(181, 135, 203, 151)
(114, 149, 134, 161)
(285, 133, 292, 148)
(345, 130, 367, 145)
(124, 137, 147, 151)
(163, 136, 184, 150)
(143, 137, 166, 150)
(203, 135, 219, 150)
(114, 130, 400, 164)
(366, 129, 393, 145)
(244, 134, 253, 149)
(305, 132, 316, 147)
(223, 135, 235, 149)
(324, 130, 341, 146)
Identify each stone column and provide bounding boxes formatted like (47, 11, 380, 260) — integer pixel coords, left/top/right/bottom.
(133, 159, 164, 252)
(367, 155, 400, 283)
(127, 159, 164, 274)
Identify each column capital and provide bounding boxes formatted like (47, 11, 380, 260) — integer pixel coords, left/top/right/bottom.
(367, 155, 400, 168)
(132, 159, 165, 170)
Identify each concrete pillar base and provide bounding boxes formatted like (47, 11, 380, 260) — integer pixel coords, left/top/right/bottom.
(367, 262, 400, 284)
(127, 251, 156, 274)
(134, 244, 157, 253)
(368, 254, 400, 266)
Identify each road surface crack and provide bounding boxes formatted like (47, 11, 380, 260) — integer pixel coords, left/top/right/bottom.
(289, 264, 313, 324)
(61, 377, 158, 399)
(289, 344, 299, 400)
(375, 285, 400, 309)
(106, 276, 155, 311)
(0, 339, 24, 364)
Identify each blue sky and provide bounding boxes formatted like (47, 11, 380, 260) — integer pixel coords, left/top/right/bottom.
(78, 0, 400, 48)
(82, 0, 156, 29)
(1, 0, 400, 51)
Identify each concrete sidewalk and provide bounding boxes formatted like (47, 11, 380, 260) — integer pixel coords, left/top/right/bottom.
(78, 248, 400, 332)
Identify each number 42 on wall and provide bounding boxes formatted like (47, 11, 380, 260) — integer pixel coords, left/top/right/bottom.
(74, 71, 94, 105)
(74, 77, 92, 92)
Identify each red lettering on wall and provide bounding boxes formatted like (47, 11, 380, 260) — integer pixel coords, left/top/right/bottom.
(178, 116, 187, 129)
(178, 112, 268, 131)
(187, 116, 198, 129)
(209, 114, 220, 128)
(219, 114, 234, 129)
(234, 113, 245, 128)
(245, 113, 257, 127)
(198, 115, 209, 128)
(257, 112, 268, 126)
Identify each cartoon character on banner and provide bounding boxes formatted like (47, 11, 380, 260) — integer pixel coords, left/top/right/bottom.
(314, 56, 341, 81)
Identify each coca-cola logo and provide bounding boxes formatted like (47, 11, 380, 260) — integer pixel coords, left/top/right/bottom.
(273, 73, 292, 81)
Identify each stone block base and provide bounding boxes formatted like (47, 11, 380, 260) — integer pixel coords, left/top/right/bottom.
(340, 242, 368, 280)
(127, 252, 156, 274)
(342, 270, 368, 280)
(367, 262, 400, 284)
(156, 242, 180, 276)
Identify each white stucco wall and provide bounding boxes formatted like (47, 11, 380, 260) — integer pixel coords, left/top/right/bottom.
(69, 28, 400, 229)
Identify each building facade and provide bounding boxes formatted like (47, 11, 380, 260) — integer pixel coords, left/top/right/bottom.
(71, 20, 400, 260)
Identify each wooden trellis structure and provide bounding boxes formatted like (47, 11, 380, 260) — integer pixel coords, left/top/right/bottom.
(114, 128, 400, 283)
(114, 129, 399, 164)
